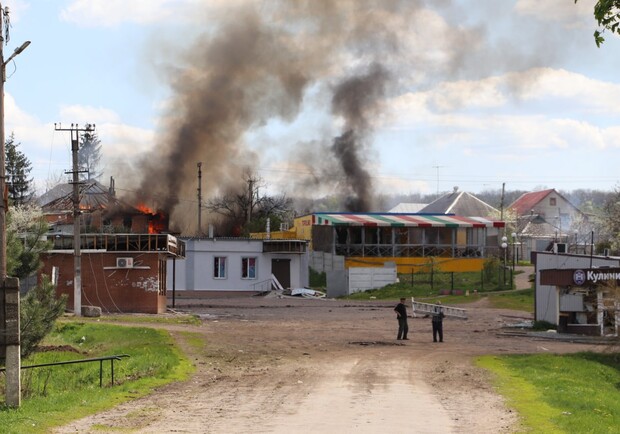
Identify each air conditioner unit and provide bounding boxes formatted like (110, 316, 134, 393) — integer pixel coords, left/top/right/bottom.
(116, 257, 134, 268)
(553, 243, 567, 254)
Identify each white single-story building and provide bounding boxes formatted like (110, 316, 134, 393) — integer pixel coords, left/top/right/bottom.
(167, 237, 309, 298)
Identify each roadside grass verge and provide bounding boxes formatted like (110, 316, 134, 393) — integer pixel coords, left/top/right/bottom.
(74, 312, 202, 326)
(477, 352, 620, 433)
(485, 287, 534, 312)
(0, 321, 194, 434)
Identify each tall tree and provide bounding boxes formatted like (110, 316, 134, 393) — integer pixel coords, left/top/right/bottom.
(4, 132, 34, 206)
(78, 123, 103, 180)
(598, 187, 620, 254)
(576, 0, 620, 46)
(206, 174, 293, 236)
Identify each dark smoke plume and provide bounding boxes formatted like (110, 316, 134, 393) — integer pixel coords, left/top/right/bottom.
(126, 1, 417, 232)
(330, 63, 390, 211)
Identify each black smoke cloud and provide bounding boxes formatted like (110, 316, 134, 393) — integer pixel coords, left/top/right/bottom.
(331, 63, 390, 211)
(126, 1, 420, 231)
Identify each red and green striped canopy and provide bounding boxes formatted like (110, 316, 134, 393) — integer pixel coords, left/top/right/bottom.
(312, 213, 504, 228)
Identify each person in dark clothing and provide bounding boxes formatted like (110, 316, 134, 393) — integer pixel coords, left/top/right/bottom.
(432, 303, 445, 342)
(394, 297, 409, 340)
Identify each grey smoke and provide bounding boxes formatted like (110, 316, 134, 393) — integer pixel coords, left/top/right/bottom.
(123, 0, 558, 232)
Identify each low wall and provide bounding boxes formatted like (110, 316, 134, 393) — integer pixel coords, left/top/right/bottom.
(326, 267, 397, 298)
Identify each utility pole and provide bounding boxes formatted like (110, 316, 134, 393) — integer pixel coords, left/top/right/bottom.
(247, 177, 254, 225)
(499, 182, 505, 221)
(54, 123, 94, 317)
(432, 165, 444, 196)
(0, 4, 31, 408)
(197, 162, 202, 236)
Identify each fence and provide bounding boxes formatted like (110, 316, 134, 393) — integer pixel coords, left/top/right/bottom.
(403, 266, 514, 293)
(0, 354, 130, 388)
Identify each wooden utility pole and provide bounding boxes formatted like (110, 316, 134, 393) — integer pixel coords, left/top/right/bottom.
(247, 177, 254, 224)
(197, 162, 202, 235)
(54, 123, 94, 317)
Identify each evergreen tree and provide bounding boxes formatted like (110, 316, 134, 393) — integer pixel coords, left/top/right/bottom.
(78, 123, 102, 180)
(20, 276, 67, 359)
(4, 132, 34, 206)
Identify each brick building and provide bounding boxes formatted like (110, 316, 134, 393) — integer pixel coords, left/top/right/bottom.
(41, 233, 185, 314)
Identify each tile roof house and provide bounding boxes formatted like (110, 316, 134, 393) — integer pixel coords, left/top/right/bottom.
(508, 188, 590, 259)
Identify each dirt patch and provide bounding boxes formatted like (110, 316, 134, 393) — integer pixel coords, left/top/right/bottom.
(35, 345, 82, 354)
(53, 296, 605, 433)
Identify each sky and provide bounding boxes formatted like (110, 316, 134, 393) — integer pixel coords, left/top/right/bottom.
(3, 0, 620, 209)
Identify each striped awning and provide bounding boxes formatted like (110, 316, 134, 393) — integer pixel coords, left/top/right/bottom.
(312, 213, 504, 228)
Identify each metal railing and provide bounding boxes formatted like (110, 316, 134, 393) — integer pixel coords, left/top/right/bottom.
(0, 354, 130, 387)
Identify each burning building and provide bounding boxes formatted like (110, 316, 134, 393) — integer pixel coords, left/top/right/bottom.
(39, 179, 170, 235)
(37, 179, 184, 314)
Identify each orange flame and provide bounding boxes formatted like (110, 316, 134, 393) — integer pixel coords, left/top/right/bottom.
(136, 203, 155, 214)
(136, 203, 168, 234)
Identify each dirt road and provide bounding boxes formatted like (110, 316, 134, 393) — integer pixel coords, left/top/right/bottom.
(54, 295, 600, 434)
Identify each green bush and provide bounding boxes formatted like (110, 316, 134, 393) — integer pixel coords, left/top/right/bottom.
(532, 320, 557, 331)
(309, 268, 326, 288)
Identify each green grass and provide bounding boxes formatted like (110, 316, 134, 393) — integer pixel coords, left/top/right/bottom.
(486, 288, 534, 312)
(74, 312, 202, 326)
(0, 321, 193, 433)
(344, 269, 518, 301)
(478, 352, 620, 433)
(343, 272, 534, 313)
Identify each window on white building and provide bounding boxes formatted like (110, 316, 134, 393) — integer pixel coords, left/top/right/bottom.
(241, 257, 257, 279)
(214, 256, 227, 279)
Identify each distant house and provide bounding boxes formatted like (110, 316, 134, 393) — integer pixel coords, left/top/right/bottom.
(419, 187, 499, 218)
(509, 189, 590, 259)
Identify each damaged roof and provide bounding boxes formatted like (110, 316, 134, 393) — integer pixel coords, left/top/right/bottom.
(40, 179, 139, 213)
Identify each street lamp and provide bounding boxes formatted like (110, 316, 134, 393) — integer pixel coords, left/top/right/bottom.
(501, 236, 508, 288)
(1, 35, 31, 277)
(511, 232, 517, 268)
(511, 232, 517, 289)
